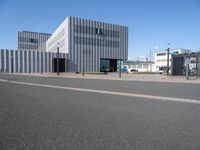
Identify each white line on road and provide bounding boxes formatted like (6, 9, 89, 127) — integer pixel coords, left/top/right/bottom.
(0, 79, 200, 104)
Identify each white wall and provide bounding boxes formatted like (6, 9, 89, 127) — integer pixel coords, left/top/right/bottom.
(126, 62, 154, 72)
(46, 17, 69, 53)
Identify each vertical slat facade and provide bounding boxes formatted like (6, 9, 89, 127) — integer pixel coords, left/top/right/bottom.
(17, 31, 51, 52)
(0, 49, 68, 73)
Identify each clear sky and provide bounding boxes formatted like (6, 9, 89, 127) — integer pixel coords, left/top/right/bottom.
(0, 0, 200, 60)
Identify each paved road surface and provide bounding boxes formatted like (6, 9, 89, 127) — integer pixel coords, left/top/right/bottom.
(0, 73, 200, 150)
(0, 73, 200, 100)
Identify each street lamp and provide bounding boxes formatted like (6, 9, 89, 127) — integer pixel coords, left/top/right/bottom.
(41, 52, 43, 74)
(119, 59, 122, 78)
(57, 42, 60, 76)
(29, 51, 31, 74)
(186, 56, 190, 80)
(166, 43, 170, 75)
(11, 54, 13, 73)
(82, 49, 85, 77)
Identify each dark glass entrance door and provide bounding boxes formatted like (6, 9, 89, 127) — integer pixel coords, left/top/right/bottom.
(100, 59, 117, 72)
(52, 58, 66, 72)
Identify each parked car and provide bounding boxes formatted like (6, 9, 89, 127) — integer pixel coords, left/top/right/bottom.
(130, 69, 138, 72)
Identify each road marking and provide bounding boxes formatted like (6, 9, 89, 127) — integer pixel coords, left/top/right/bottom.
(0, 79, 200, 104)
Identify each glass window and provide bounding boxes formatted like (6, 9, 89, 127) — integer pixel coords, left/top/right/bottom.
(100, 59, 110, 72)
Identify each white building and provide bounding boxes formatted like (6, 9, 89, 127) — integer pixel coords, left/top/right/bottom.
(124, 60, 155, 72)
(154, 49, 191, 72)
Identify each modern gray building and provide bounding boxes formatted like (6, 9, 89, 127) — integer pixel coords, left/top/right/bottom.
(46, 16, 128, 72)
(17, 31, 51, 52)
(0, 49, 67, 73)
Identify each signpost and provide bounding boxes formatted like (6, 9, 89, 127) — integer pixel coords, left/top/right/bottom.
(57, 45, 59, 76)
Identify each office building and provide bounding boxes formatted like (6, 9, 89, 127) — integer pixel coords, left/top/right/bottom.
(17, 31, 51, 52)
(46, 16, 128, 72)
(154, 49, 191, 72)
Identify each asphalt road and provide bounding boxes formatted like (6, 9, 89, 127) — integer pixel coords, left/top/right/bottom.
(0, 73, 200, 100)
(0, 73, 200, 150)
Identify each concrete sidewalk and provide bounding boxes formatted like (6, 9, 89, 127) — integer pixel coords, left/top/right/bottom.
(11, 72, 200, 84)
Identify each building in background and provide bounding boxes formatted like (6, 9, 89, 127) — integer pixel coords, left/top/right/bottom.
(46, 16, 128, 72)
(154, 49, 191, 72)
(171, 52, 200, 76)
(17, 31, 51, 52)
(124, 60, 155, 72)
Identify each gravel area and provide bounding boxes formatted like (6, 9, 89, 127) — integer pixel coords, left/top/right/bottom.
(10, 72, 200, 84)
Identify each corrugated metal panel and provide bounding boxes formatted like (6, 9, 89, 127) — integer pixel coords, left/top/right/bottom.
(3, 50, 6, 72)
(0, 49, 2, 72)
(2, 19, 128, 73)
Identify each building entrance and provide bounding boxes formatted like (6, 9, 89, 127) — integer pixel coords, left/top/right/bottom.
(52, 58, 66, 72)
(100, 59, 117, 72)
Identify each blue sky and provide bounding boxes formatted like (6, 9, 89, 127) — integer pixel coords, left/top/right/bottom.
(0, 0, 200, 60)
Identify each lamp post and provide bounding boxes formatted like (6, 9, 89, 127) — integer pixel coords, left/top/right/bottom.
(166, 43, 170, 75)
(29, 51, 31, 74)
(57, 42, 60, 76)
(119, 59, 122, 78)
(41, 52, 43, 74)
(11, 55, 13, 73)
(82, 49, 84, 76)
(186, 56, 190, 80)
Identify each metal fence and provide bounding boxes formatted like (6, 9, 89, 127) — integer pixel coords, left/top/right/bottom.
(172, 53, 200, 76)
